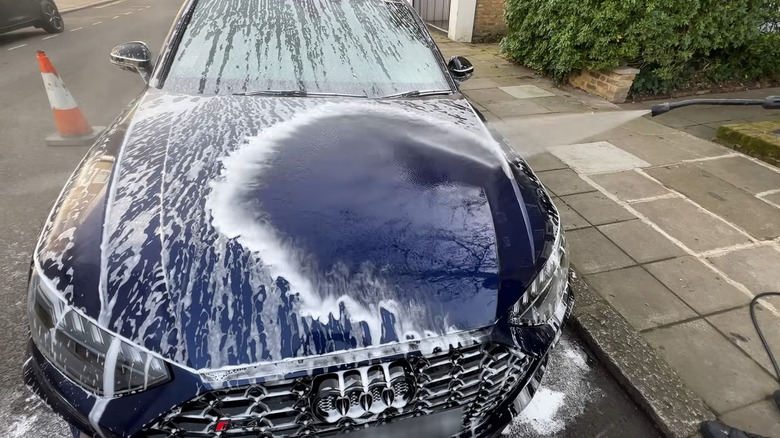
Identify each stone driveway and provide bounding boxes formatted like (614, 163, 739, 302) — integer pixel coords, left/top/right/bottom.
(435, 34, 780, 437)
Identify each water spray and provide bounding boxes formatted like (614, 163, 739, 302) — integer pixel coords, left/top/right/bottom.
(650, 95, 780, 116)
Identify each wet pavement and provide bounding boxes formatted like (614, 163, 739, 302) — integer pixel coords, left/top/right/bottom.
(435, 34, 780, 437)
(1, 2, 660, 437)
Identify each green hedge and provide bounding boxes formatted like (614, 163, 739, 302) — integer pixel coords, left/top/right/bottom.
(500, 0, 780, 96)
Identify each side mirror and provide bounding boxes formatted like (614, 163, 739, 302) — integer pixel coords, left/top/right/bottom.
(448, 56, 474, 83)
(110, 41, 153, 83)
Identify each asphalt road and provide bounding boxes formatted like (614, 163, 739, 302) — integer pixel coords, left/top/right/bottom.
(0, 1, 662, 437)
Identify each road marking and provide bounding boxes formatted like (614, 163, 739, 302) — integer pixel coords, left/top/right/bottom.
(7, 44, 27, 51)
(112, 15, 119, 19)
(146, 5, 151, 8)
(123, 11, 133, 15)
(758, 188, 780, 198)
(70, 27, 83, 32)
(136, 8, 144, 11)
(92, 21, 102, 25)
(97, 0, 124, 7)
(626, 192, 680, 204)
(41, 35, 58, 40)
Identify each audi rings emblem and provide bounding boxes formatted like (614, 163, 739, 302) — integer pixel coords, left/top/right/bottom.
(311, 361, 416, 423)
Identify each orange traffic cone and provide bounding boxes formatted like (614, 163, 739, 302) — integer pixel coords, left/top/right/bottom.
(37, 50, 103, 146)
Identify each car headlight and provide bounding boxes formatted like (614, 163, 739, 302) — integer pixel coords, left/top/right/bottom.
(27, 270, 170, 396)
(507, 227, 569, 326)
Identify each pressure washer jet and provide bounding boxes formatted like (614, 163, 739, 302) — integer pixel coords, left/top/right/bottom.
(651, 94, 780, 438)
(37, 50, 104, 146)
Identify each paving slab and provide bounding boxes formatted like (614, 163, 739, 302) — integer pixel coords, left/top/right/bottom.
(620, 117, 679, 135)
(599, 220, 686, 264)
(468, 52, 506, 62)
(589, 170, 671, 202)
(645, 164, 780, 240)
(632, 198, 750, 253)
(569, 276, 715, 438)
(720, 400, 780, 438)
(658, 132, 732, 158)
(561, 192, 636, 226)
(552, 198, 590, 231)
(480, 110, 500, 123)
(495, 113, 647, 151)
(470, 64, 518, 78)
(490, 76, 544, 87)
(643, 319, 778, 414)
(708, 246, 780, 294)
(484, 100, 552, 118)
(459, 78, 501, 91)
(522, 151, 567, 172)
(608, 135, 701, 165)
(707, 305, 780, 378)
(566, 227, 635, 274)
(680, 124, 717, 140)
(498, 85, 554, 99)
(547, 141, 651, 174)
(492, 63, 539, 78)
(535, 169, 595, 196)
(586, 267, 697, 331)
(671, 107, 749, 125)
(463, 88, 515, 105)
(650, 112, 699, 129)
(530, 96, 589, 113)
(645, 256, 750, 315)
(692, 156, 780, 195)
(586, 126, 632, 141)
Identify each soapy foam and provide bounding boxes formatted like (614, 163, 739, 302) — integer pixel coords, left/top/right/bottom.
(207, 102, 505, 345)
(509, 335, 600, 436)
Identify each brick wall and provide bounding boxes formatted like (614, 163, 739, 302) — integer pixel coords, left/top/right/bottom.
(472, 0, 506, 42)
(569, 67, 640, 103)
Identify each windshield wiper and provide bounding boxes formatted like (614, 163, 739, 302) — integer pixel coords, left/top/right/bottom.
(233, 89, 367, 98)
(379, 89, 454, 99)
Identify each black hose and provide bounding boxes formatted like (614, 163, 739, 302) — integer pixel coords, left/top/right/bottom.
(651, 99, 764, 116)
(750, 292, 780, 383)
(651, 96, 780, 116)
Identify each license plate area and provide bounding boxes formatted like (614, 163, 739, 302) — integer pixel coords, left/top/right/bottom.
(347, 408, 464, 438)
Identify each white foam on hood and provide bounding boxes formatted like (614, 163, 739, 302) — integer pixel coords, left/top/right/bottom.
(207, 102, 510, 347)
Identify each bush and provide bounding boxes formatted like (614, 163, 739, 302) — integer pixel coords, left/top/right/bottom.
(500, 0, 780, 96)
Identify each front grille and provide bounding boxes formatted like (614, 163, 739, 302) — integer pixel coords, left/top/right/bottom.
(142, 343, 531, 437)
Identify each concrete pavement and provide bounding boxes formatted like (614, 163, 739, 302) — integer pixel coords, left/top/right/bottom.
(435, 34, 780, 437)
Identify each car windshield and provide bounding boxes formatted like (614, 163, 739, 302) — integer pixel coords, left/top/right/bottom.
(164, 0, 452, 97)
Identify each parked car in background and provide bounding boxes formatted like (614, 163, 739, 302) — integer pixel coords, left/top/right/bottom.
(23, 0, 573, 437)
(0, 0, 63, 34)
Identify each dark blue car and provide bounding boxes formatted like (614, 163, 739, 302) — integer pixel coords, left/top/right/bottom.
(24, 0, 573, 436)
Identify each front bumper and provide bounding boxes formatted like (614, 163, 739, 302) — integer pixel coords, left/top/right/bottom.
(24, 286, 573, 438)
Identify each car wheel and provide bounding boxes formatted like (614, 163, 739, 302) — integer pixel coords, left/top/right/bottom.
(39, 0, 64, 34)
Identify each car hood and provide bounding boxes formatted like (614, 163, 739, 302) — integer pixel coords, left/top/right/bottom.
(36, 90, 552, 371)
